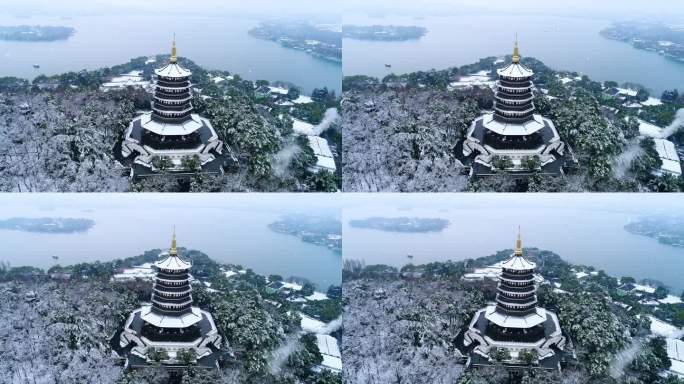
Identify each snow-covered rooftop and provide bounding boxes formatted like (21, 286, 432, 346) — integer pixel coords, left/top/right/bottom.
(139, 304, 202, 328)
(155, 253, 192, 270)
(497, 63, 533, 78)
(300, 313, 327, 334)
(155, 63, 191, 78)
(112, 263, 156, 281)
(500, 254, 536, 271)
(638, 119, 663, 137)
(649, 316, 684, 339)
(305, 292, 329, 301)
(316, 334, 342, 372)
(484, 305, 547, 329)
(653, 138, 682, 176)
(138, 113, 205, 136)
(307, 135, 337, 172)
(292, 118, 316, 135)
(481, 113, 547, 136)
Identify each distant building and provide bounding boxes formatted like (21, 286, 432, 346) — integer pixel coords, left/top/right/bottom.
(118, 229, 222, 369)
(459, 229, 566, 371)
(121, 38, 224, 178)
(462, 38, 567, 176)
(100, 70, 152, 92)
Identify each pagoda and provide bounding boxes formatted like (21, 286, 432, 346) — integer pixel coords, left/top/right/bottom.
(460, 229, 566, 370)
(121, 37, 224, 177)
(462, 37, 566, 176)
(119, 229, 222, 369)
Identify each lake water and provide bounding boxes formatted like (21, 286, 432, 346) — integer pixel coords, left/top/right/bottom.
(0, 13, 341, 95)
(0, 195, 341, 290)
(343, 12, 684, 95)
(343, 194, 684, 293)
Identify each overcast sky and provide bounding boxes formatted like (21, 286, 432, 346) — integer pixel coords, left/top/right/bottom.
(2, 0, 341, 18)
(3, 0, 681, 21)
(341, 0, 684, 20)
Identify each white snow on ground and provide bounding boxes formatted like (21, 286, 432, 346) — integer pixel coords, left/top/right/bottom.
(292, 118, 316, 135)
(575, 271, 589, 279)
(650, 316, 684, 339)
(560, 77, 573, 84)
(639, 119, 664, 137)
(305, 292, 329, 301)
(660, 295, 684, 305)
(642, 97, 664, 106)
(212, 76, 225, 84)
(316, 334, 342, 372)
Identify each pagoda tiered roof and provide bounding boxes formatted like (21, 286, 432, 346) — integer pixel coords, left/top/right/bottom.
(497, 63, 534, 79)
(155, 63, 192, 78)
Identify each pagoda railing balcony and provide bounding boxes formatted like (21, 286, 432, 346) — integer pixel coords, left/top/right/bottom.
(153, 282, 191, 291)
(497, 84, 533, 94)
(156, 84, 191, 93)
(141, 322, 201, 342)
(497, 300, 536, 309)
(500, 272, 535, 281)
(495, 101, 535, 112)
(155, 88, 190, 97)
(154, 286, 192, 296)
(498, 286, 536, 295)
(499, 277, 536, 286)
(154, 93, 192, 102)
(152, 102, 193, 112)
(156, 79, 190, 88)
(495, 306, 538, 317)
(497, 294, 537, 305)
(152, 294, 193, 304)
(496, 98, 534, 107)
(154, 279, 191, 288)
(155, 272, 189, 281)
(494, 109, 535, 119)
(151, 304, 193, 316)
(152, 108, 193, 119)
(500, 75, 532, 82)
(495, 92, 534, 101)
(152, 298, 193, 309)
(496, 88, 532, 99)
(150, 114, 194, 125)
(485, 322, 546, 343)
(156, 270, 189, 278)
(499, 280, 535, 289)
(498, 79, 532, 88)
(157, 75, 190, 82)
(492, 115, 536, 125)
(497, 302, 537, 312)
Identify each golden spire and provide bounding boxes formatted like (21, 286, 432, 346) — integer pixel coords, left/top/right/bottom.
(170, 33, 177, 64)
(170, 226, 177, 256)
(512, 33, 520, 64)
(514, 226, 523, 256)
